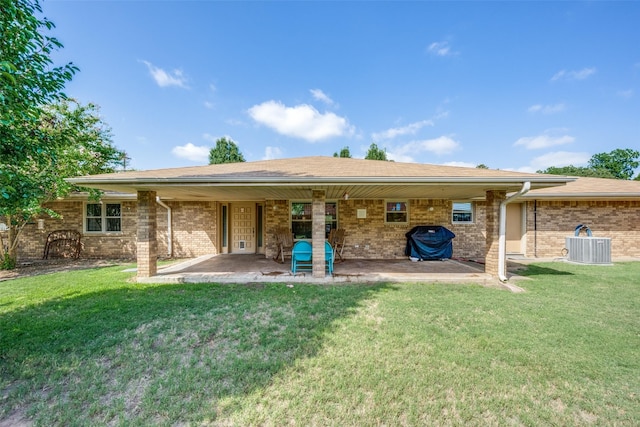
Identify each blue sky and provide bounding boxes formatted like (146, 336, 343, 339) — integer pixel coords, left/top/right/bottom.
(44, 1, 639, 173)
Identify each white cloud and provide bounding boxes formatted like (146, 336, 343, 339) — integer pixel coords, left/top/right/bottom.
(551, 67, 596, 82)
(442, 161, 478, 168)
(372, 119, 435, 141)
(141, 60, 189, 88)
(387, 136, 461, 162)
(263, 146, 283, 160)
(427, 41, 456, 57)
(310, 89, 334, 105)
(509, 151, 591, 173)
(514, 131, 575, 150)
(530, 151, 591, 170)
(527, 103, 566, 114)
(204, 101, 214, 109)
(171, 143, 210, 163)
(247, 100, 354, 142)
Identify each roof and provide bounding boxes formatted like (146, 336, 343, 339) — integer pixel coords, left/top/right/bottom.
(68, 156, 573, 201)
(525, 176, 640, 200)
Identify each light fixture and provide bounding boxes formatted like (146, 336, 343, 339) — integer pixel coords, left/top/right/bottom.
(343, 192, 349, 200)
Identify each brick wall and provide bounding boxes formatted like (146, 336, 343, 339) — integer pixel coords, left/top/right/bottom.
(525, 200, 640, 258)
(261, 198, 487, 261)
(15, 199, 218, 261)
(14, 196, 639, 263)
(484, 190, 506, 276)
(169, 200, 218, 257)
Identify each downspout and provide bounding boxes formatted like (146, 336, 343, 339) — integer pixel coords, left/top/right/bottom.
(533, 200, 538, 258)
(156, 197, 172, 258)
(498, 181, 531, 282)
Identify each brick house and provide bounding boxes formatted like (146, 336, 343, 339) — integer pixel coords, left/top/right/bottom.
(8, 156, 640, 280)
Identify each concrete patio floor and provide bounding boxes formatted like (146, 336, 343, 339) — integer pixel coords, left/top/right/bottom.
(139, 254, 518, 289)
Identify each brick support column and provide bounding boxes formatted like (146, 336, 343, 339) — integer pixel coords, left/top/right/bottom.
(485, 190, 506, 277)
(137, 190, 158, 278)
(312, 190, 326, 278)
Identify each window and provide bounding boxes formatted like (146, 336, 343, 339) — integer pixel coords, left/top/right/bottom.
(291, 202, 337, 239)
(85, 203, 122, 233)
(452, 202, 474, 223)
(385, 200, 408, 223)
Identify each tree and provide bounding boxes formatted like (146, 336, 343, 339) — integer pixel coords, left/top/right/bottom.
(476, 164, 489, 169)
(537, 165, 616, 179)
(333, 146, 352, 158)
(1, 0, 84, 269)
(1, 0, 78, 160)
(365, 143, 388, 161)
(0, 100, 125, 269)
(537, 148, 640, 180)
(208, 137, 246, 164)
(588, 148, 640, 180)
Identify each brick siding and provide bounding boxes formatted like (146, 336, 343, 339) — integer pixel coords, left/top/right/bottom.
(525, 200, 640, 258)
(12, 196, 640, 265)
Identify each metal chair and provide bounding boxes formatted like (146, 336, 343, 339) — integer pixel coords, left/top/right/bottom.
(291, 240, 334, 275)
(291, 241, 313, 274)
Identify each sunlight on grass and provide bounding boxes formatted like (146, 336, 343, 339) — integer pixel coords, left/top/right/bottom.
(1, 262, 639, 425)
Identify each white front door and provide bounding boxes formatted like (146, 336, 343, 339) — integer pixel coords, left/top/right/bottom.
(230, 203, 255, 254)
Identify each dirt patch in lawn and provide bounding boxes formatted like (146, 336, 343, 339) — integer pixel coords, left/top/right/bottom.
(0, 258, 132, 282)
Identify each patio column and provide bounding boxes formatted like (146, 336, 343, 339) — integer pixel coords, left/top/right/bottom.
(137, 190, 158, 278)
(485, 190, 506, 278)
(312, 189, 326, 278)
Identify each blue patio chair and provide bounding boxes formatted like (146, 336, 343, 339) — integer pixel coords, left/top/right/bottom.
(291, 240, 334, 275)
(291, 241, 313, 274)
(324, 240, 334, 275)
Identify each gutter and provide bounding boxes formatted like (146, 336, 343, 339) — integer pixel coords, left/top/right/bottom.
(498, 181, 531, 282)
(68, 175, 573, 186)
(155, 197, 172, 258)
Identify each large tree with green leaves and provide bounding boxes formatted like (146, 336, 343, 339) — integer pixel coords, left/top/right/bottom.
(538, 148, 639, 180)
(537, 165, 616, 179)
(208, 137, 245, 164)
(364, 143, 388, 161)
(588, 148, 639, 180)
(1, 99, 125, 268)
(1, 2, 127, 269)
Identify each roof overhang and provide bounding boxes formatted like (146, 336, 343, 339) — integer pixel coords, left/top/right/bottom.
(67, 175, 573, 201)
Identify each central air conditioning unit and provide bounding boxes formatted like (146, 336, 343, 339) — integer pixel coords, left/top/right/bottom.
(565, 237, 612, 265)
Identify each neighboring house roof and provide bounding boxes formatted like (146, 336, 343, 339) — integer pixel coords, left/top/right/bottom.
(524, 176, 640, 200)
(68, 156, 573, 201)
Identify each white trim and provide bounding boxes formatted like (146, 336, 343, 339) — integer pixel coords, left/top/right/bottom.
(84, 201, 123, 234)
(384, 199, 409, 224)
(498, 182, 531, 282)
(452, 201, 475, 224)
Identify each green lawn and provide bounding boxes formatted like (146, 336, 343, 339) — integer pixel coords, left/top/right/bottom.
(1, 262, 638, 426)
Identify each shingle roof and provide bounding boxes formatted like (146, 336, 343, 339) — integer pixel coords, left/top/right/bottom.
(72, 156, 563, 181)
(525, 176, 640, 199)
(67, 156, 574, 201)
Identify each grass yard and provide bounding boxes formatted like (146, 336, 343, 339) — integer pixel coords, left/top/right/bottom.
(1, 262, 638, 426)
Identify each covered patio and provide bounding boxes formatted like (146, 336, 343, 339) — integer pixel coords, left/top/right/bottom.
(137, 254, 515, 288)
(68, 156, 573, 282)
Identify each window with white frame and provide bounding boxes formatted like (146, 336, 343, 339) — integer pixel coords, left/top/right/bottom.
(85, 202, 122, 233)
(290, 202, 337, 239)
(452, 202, 474, 223)
(385, 200, 408, 223)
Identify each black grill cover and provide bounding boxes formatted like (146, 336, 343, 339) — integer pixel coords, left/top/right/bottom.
(405, 225, 456, 260)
